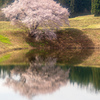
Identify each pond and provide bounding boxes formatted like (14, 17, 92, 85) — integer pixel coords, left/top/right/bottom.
(0, 49, 100, 100)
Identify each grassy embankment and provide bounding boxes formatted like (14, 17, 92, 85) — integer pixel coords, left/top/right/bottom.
(67, 15, 100, 67)
(0, 15, 100, 67)
(64, 15, 100, 47)
(0, 15, 100, 50)
(0, 21, 31, 53)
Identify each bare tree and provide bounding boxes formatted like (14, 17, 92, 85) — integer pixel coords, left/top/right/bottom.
(2, 0, 69, 40)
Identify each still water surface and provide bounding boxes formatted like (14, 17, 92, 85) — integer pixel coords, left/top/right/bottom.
(0, 49, 100, 100)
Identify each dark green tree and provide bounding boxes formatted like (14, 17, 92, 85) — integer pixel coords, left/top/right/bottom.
(70, 0, 75, 14)
(75, 0, 91, 13)
(91, 0, 95, 14)
(0, 0, 13, 8)
(55, 0, 91, 15)
(92, 0, 100, 16)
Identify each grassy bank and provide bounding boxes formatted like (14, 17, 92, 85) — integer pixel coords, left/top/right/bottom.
(0, 21, 31, 53)
(0, 14, 100, 67)
(64, 15, 100, 47)
(25, 15, 100, 49)
(0, 15, 100, 51)
(0, 50, 29, 65)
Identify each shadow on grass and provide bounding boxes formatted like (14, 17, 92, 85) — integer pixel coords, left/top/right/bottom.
(0, 28, 95, 66)
(25, 28, 95, 66)
(55, 28, 95, 49)
(25, 28, 95, 49)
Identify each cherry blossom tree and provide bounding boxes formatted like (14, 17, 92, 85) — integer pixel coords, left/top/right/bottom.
(2, 0, 69, 40)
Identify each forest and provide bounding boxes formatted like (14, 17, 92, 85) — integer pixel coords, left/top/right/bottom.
(1, 0, 100, 17)
(55, 0, 91, 15)
(56, 0, 100, 16)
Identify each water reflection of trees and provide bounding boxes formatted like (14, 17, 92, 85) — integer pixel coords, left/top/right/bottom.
(1, 63, 100, 94)
(69, 67, 100, 92)
(27, 48, 94, 66)
(4, 56, 70, 98)
(0, 48, 99, 98)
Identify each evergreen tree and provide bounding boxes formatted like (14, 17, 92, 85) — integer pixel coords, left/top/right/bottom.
(0, 0, 13, 8)
(91, 0, 95, 14)
(70, 0, 75, 14)
(55, 0, 91, 15)
(92, 0, 100, 16)
(0, 0, 3, 7)
(75, 0, 91, 13)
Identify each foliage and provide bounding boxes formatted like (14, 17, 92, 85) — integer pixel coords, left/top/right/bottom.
(91, 0, 100, 16)
(0, 0, 91, 15)
(91, 0, 95, 14)
(74, 0, 91, 13)
(0, 0, 13, 7)
(55, 0, 91, 15)
(2, 0, 69, 41)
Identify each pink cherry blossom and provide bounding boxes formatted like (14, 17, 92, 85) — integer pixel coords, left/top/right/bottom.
(2, 0, 69, 40)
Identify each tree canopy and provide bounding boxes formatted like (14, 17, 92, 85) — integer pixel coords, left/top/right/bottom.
(2, 0, 69, 40)
(91, 0, 100, 16)
(2, 0, 100, 16)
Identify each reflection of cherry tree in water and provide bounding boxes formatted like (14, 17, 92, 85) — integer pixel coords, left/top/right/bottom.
(5, 56, 70, 99)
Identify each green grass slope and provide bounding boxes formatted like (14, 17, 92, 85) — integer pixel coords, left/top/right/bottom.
(0, 14, 100, 67)
(0, 15, 100, 51)
(0, 21, 30, 53)
(62, 15, 100, 47)
(68, 15, 100, 29)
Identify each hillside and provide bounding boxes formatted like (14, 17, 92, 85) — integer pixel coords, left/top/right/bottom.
(0, 21, 31, 53)
(0, 15, 100, 67)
